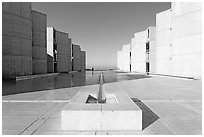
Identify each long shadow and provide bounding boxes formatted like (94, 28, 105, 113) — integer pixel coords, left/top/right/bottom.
(131, 98, 160, 130)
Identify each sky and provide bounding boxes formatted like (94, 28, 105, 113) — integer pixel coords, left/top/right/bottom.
(32, 2, 171, 70)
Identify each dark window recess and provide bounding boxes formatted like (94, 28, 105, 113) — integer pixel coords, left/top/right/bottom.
(146, 42, 149, 52)
(72, 44, 74, 57)
(53, 29, 56, 39)
(72, 59, 74, 71)
(130, 52, 131, 57)
(148, 29, 149, 38)
(54, 63, 57, 73)
(54, 53, 57, 62)
(146, 62, 150, 73)
(130, 64, 131, 72)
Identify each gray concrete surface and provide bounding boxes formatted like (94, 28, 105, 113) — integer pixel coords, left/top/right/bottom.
(2, 71, 202, 135)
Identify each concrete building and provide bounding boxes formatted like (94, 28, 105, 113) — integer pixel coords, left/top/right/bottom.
(80, 51, 86, 71)
(56, 31, 72, 72)
(117, 2, 201, 79)
(146, 27, 156, 73)
(47, 27, 72, 73)
(117, 44, 131, 72)
(32, 10, 47, 74)
(171, 2, 202, 78)
(155, 9, 172, 75)
(155, 2, 202, 78)
(2, 2, 32, 79)
(47, 27, 55, 73)
(72, 44, 81, 71)
(117, 50, 123, 70)
(131, 27, 156, 73)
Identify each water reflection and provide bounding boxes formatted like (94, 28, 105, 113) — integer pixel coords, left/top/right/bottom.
(2, 72, 87, 96)
(2, 71, 151, 96)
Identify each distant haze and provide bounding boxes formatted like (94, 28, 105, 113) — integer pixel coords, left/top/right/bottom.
(32, 2, 171, 70)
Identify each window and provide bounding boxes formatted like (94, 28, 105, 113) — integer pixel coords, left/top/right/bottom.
(146, 42, 149, 52)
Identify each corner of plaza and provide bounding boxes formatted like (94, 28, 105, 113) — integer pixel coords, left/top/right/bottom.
(2, 2, 202, 135)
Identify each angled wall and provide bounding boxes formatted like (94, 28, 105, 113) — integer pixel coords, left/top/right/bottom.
(147, 27, 156, 73)
(131, 31, 147, 73)
(72, 44, 81, 71)
(80, 51, 86, 71)
(121, 44, 131, 72)
(117, 50, 123, 70)
(46, 27, 54, 73)
(171, 2, 202, 78)
(56, 30, 71, 72)
(32, 10, 47, 74)
(155, 9, 172, 75)
(2, 2, 32, 78)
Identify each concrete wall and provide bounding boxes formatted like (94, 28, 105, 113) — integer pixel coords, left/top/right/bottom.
(155, 9, 172, 75)
(72, 44, 81, 71)
(148, 27, 156, 73)
(155, 2, 202, 78)
(56, 31, 71, 72)
(117, 50, 123, 70)
(2, 2, 32, 78)
(80, 51, 86, 71)
(46, 27, 54, 73)
(171, 2, 202, 78)
(131, 31, 147, 73)
(32, 10, 47, 74)
(121, 44, 131, 72)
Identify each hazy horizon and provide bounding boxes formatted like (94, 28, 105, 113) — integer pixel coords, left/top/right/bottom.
(32, 2, 171, 70)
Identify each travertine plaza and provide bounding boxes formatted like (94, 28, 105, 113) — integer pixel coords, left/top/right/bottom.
(117, 2, 202, 79)
(2, 2, 202, 135)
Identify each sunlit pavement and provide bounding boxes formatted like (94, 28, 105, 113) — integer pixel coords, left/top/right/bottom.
(2, 71, 202, 135)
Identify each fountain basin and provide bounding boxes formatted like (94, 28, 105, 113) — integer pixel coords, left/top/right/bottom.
(61, 91, 142, 131)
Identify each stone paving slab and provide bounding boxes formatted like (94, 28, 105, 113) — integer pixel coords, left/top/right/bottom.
(2, 75, 202, 135)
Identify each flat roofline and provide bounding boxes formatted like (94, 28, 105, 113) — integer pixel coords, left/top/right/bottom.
(156, 8, 171, 15)
(47, 27, 70, 36)
(32, 9, 47, 16)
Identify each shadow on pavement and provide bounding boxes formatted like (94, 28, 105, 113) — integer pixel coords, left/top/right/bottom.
(131, 98, 160, 130)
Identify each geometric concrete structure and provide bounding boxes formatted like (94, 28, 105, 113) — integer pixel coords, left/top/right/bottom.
(171, 2, 202, 78)
(131, 31, 147, 73)
(117, 50, 123, 70)
(32, 10, 47, 74)
(146, 27, 156, 73)
(121, 44, 131, 72)
(47, 27, 72, 73)
(117, 2, 201, 79)
(62, 71, 142, 131)
(72, 44, 81, 71)
(56, 31, 72, 72)
(155, 9, 173, 75)
(117, 44, 131, 72)
(155, 2, 202, 78)
(131, 27, 156, 73)
(61, 90, 142, 131)
(80, 51, 86, 71)
(2, 2, 32, 78)
(46, 27, 55, 73)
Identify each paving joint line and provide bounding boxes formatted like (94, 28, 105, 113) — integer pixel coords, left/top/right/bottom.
(19, 103, 62, 135)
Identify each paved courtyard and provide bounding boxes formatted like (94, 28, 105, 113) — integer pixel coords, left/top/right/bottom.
(2, 71, 202, 135)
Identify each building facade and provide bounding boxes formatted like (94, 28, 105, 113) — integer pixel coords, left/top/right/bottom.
(155, 2, 202, 78)
(72, 44, 81, 71)
(117, 44, 131, 72)
(80, 51, 86, 71)
(117, 2, 201, 79)
(32, 10, 47, 74)
(47, 27, 72, 73)
(2, 2, 33, 79)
